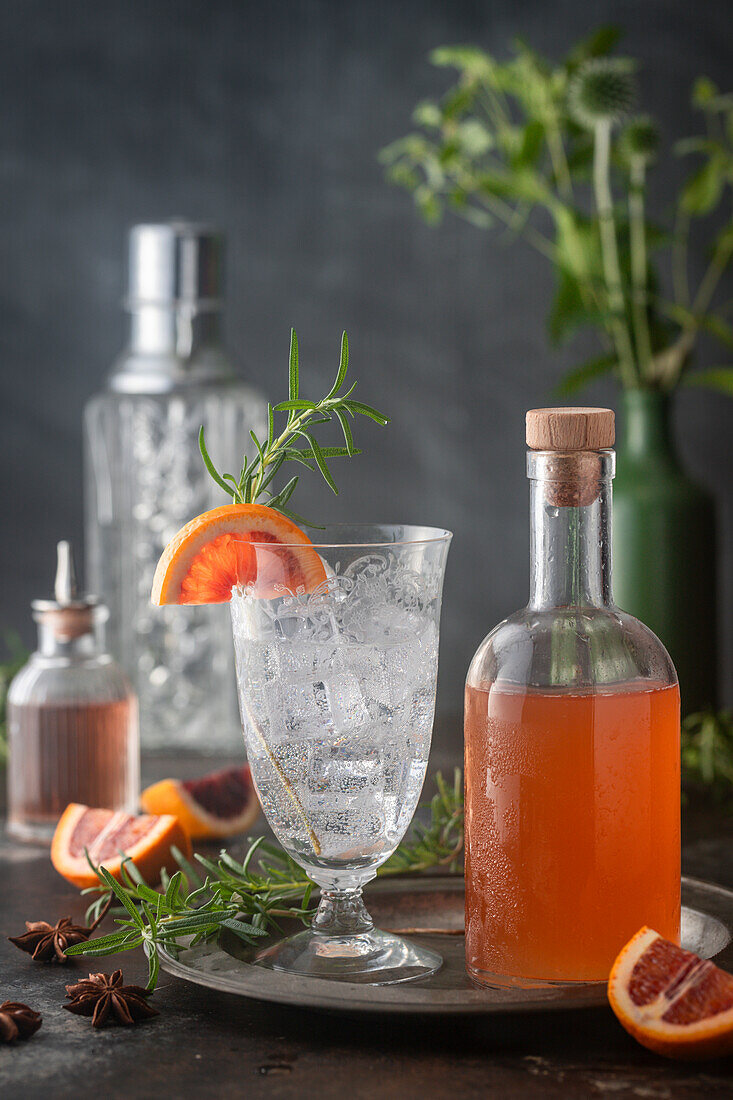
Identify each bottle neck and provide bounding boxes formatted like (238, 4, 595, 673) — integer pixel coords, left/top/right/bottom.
(129, 305, 224, 358)
(34, 609, 106, 660)
(620, 389, 674, 461)
(527, 451, 614, 611)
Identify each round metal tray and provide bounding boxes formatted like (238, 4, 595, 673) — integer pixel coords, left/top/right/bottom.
(159, 875, 733, 1015)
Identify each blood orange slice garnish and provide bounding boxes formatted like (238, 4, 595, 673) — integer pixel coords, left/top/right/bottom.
(51, 804, 192, 889)
(140, 764, 261, 840)
(150, 503, 327, 605)
(608, 926, 733, 1060)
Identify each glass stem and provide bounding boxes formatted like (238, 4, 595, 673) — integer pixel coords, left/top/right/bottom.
(311, 888, 374, 936)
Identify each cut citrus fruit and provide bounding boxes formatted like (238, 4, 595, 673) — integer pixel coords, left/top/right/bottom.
(151, 503, 327, 605)
(608, 926, 733, 1060)
(140, 764, 261, 840)
(51, 804, 192, 890)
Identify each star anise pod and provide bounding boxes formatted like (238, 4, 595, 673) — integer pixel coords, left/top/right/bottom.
(63, 970, 158, 1029)
(9, 897, 111, 964)
(0, 1002, 42, 1043)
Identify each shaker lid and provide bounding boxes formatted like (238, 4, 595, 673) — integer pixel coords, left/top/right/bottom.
(32, 542, 102, 639)
(126, 221, 224, 310)
(526, 407, 615, 451)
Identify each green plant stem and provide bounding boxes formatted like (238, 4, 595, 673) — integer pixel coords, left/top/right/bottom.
(628, 157, 654, 378)
(667, 223, 733, 385)
(691, 232, 733, 318)
(450, 149, 561, 261)
(478, 194, 558, 260)
(474, 177, 606, 325)
(547, 116, 573, 200)
(248, 407, 314, 503)
(478, 83, 511, 135)
(593, 119, 638, 387)
(673, 207, 691, 308)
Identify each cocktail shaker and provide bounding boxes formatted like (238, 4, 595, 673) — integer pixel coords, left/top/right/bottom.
(84, 222, 267, 753)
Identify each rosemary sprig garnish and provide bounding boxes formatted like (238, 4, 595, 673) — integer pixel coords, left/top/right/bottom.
(199, 329, 389, 526)
(65, 770, 464, 990)
(199, 327, 389, 853)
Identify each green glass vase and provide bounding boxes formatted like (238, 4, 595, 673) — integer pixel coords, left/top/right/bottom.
(613, 389, 717, 714)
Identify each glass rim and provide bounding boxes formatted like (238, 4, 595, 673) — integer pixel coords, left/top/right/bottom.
(231, 523, 453, 549)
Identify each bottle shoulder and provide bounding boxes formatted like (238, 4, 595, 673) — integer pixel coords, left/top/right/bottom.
(467, 604, 677, 691)
(82, 333, 266, 397)
(8, 653, 135, 706)
(86, 371, 267, 405)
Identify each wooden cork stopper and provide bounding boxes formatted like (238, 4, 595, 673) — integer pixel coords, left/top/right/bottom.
(526, 408, 614, 507)
(526, 407, 615, 451)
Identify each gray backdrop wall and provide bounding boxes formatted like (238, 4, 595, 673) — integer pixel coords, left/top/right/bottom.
(2, 0, 732, 751)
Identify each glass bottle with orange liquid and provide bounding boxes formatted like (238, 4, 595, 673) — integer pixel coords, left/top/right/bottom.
(465, 407, 680, 987)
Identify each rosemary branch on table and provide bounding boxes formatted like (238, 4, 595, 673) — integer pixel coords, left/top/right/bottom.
(65, 770, 464, 991)
(199, 328, 389, 527)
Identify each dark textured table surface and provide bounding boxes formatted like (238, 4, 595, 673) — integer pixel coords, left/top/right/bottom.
(2, 755, 733, 1099)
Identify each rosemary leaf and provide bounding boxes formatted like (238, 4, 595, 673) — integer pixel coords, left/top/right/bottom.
(306, 435, 338, 494)
(220, 918, 270, 940)
(273, 399, 318, 412)
(281, 448, 316, 471)
(164, 871, 183, 909)
(199, 427, 238, 500)
(334, 407, 355, 454)
(97, 867, 145, 928)
(288, 327, 299, 401)
(325, 331, 349, 399)
(268, 475, 299, 509)
(145, 942, 160, 990)
(276, 505, 325, 530)
(198, 330, 386, 525)
(342, 400, 390, 425)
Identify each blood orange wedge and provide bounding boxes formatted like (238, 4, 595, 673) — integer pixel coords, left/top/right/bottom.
(140, 764, 261, 840)
(51, 804, 192, 890)
(608, 927, 733, 1060)
(150, 503, 327, 605)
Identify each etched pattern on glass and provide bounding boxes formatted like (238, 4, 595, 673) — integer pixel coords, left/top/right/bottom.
(231, 553, 442, 886)
(85, 387, 266, 752)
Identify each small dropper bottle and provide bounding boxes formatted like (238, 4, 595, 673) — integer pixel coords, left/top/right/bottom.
(6, 543, 139, 843)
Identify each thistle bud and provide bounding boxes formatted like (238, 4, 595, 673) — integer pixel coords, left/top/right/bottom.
(568, 58, 637, 130)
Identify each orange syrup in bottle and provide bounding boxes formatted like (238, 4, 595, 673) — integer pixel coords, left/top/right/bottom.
(465, 409, 681, 987)
(465, 680, 680, 983)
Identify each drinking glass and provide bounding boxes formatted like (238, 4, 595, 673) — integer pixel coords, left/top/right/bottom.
(230, 524, 451, 983)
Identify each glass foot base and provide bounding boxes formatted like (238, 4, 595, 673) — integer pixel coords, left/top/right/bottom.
(254, 928, 443, 985)
(467, 963, 607, 991)
(5, 819, 54, 844)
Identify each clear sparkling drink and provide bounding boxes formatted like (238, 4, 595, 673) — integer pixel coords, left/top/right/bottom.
(230, 524, 451, 983)
(231, 574, 439, 884)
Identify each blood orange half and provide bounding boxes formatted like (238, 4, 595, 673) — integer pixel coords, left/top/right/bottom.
(151, 503, 327, 605)
(608, 926, 733, 1060)
(140, 764, 261, 840)
(51, 804, 192, 889)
